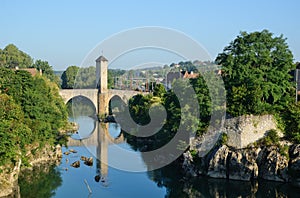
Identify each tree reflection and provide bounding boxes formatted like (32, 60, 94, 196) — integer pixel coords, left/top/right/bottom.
(18, 164, 62, 198)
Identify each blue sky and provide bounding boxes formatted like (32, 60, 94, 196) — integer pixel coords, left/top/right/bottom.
(0, 0, 299, 70)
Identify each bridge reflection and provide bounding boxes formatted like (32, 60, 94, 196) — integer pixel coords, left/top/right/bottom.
(68, 122, 124, 178)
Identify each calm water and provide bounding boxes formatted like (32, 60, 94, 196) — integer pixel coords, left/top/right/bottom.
(18, 115, 300, 198)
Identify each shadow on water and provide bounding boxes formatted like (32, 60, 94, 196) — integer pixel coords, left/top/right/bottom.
(145, 159, 300, 198)
(124, 131, 300, 198)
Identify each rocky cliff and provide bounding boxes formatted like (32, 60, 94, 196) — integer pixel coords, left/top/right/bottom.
(183, 115, 300, 184)
(0, 144, 62, 197)
(183, 143, 300, 183)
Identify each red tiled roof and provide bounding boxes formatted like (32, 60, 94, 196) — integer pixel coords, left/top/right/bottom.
(12, 68, 41, 76)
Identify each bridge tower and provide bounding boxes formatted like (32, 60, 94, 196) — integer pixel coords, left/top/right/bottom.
(96, 55, 108, 93)
(96, 56, 109, 116)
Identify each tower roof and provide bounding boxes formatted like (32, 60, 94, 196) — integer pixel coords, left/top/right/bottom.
(96, 55, 108, 62)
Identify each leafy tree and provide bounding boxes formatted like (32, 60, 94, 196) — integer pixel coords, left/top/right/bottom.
(129, 94, 152, 125)
(0, 94, 31, 165)
(75, 66, 96, 88)
(61, 66, 79, 89)
(0, 67, 68, 168)
(280, 102, 300, 143)
(108, 69, 126, 89)
(178, 61, 197, 72)
(31, 59, 60, 85)
(216, 30, 295, 116)
(153, 83, 166, 97)
(0, 44, 33, 68)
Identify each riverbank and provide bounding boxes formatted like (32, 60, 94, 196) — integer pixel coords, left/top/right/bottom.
(181, 115, 300, 185)
(0, 144, 62, 197)
(182, 143, 300, 184)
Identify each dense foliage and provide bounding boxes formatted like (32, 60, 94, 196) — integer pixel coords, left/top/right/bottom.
(31, 59, 60, 86)
(0, 68, 68, 167)
(124, 75, 218, 151)
(0, 44, 59, 86)
(61, 66, 79, 89)
(279, 102, 300, 143)
(0, 44, 33, 68)
(125, 30, 300, 150)
(216, 30, 295, 116)
(215, 30, 300, 143)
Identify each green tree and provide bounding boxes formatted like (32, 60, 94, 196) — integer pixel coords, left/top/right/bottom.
(280, 102, 300, 143)
(75, 66, 96, 88)
(0, 67, 68, 168)
(61, 66, 79, 89)
(31, 59, 60, 85)
(0, 44, 33, 68)
(153, 83, 166, 97)
(216, 30, 295, 116)
(108, 69, 126, 89)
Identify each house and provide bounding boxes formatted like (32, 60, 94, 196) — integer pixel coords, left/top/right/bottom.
(13, 67, 42, 76)
(164, 70, 199, 89)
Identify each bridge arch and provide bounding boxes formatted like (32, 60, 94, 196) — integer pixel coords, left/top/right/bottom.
(59, 89, 98, 114)
(66, 95, 97, 114)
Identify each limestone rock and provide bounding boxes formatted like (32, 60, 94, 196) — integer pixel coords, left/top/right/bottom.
(95, 175, 101, 182)
(227, 148, 260, 181)
(69, 149, 77, 153)
(55, 145, 63, 159)
(84, 157, 94, 166)
(80, 156, 88, 161)
(80, 156, 93, 166)
(182, 151, 197, 177)
(257, 146, 289, 182)
(289, 144, 300, 187)
(71, 161, 80, 168)
(207, 145, 229, 179)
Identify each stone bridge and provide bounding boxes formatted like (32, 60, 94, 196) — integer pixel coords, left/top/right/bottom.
(59, 89, 144, 115)
(59, 55, 147, 115)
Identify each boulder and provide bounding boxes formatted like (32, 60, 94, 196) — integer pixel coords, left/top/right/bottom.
(80, 156, 88, 161)
(71, 161, 80, 168)
(207, 145, 229, 179)
(84, 157, 94, 166)
(182, 151, 197, 177)
(55, 145, 63, 158)
(95, 175, 101, 182)
(69, 149, 77, 153)
(227, 148, 259, 181)
(257, 146, 289, 182)
(289, 144, 300, 187)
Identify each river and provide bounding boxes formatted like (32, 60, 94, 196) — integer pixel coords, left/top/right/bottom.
(18, 115, 300, 197)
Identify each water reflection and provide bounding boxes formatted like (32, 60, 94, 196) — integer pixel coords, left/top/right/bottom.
(143, 152, 300, 198)
(18, 164, 62, 198)
(17, 95, 300, 198)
